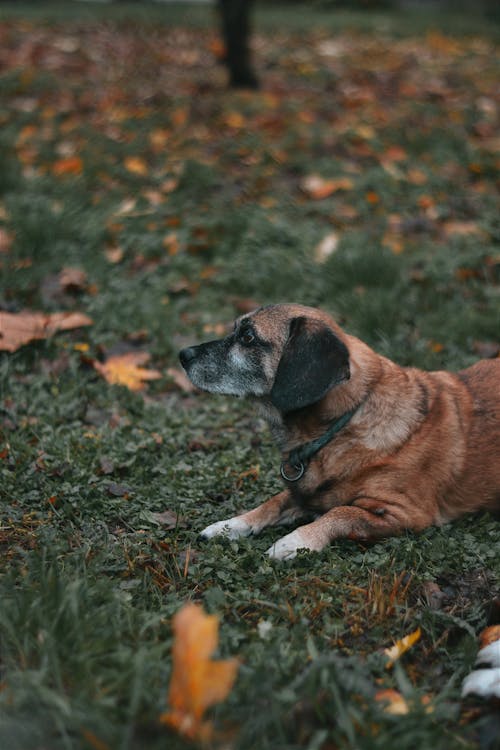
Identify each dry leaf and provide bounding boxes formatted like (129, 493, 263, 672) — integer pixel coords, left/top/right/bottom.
(442, 220, 484, 238)
(375, 688, 433, 715)
(0, 228, 13, 254)
(149, 509, 185, 528)
(59, 267, 88, 292)
(301, 174, 353, 200)
(124, 156, 148, 175)
(104, 245, 124, 264)
(314, 231, 340, 263)
(52, 156, 83, 176)
(160, 603, 239, 741)
(385, 627, 421, 668)
(480, 625, 500, 648)
(0, 310, 92, 353)
(375, 689, 409, 715)
(93, 352, 161, 391)
(224, 111, 245, 129)
(167, 366, 197, 394)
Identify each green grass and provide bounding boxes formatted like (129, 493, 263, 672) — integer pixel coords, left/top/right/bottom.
(1, 3, 499, 749)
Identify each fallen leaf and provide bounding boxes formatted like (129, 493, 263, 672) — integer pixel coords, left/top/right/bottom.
(231, 297, 260, 314)
(479, 625, 500, 649)
(167, 366, 197, 393)
(163, 233, 179, 255)
(0, 310, 92, 352)
(93, 352, 162, 391)
(314, 231, 340, 263)
(59, 267, 88, 292)
(52, 156, 83, 176)
(148, 509, 185, 528)
(472, 341, 500, 359)
(385, 627, 421, 668)
(375, 689, 409, 715)
(106, 482, 132, 497)
(124, 156, 148, 175)
(160, 603, 239, 741)
(104, 245, 124, 264)
(442, 220, 484, 237)
(301, 174, 354, 200)
(224, 111, 245, 129)
(375, 689, 433, 715)
(0, 228, 13, 254)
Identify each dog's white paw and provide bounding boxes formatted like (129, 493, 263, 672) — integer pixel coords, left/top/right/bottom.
(200, 516, 252, 541)
(266, 528, 314, 561)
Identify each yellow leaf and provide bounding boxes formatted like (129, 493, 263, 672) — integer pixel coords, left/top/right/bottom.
(93, 352, 161, 392)
(385, 627, 421, 668)
(224, 112, 245, 129)
(124, 156, 148, 175)
(160, 603, 239, 741)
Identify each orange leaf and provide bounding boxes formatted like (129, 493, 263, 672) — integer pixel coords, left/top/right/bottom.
(384, 627, 421, 668)
(124, 156, 148, 175)
(301, 174, 354, 200)
(52, 156, 83, 176)
(375, 689, 409, 715)
(224, 112, 245, 129)
(479, 625, 500, 648)
(93, 352, 161, 391)
(160, 603, 239, 741)
(0, 310, 92, 353)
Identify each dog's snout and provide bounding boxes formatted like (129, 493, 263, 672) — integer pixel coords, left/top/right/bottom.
(179, 346, 197, 369)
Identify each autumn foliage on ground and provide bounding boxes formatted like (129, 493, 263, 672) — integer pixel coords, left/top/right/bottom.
(0, 4, 499, 750)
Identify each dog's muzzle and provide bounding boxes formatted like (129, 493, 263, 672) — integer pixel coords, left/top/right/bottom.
(179, 346, 197, 369)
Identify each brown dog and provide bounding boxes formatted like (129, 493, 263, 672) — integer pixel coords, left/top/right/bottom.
(179, 304, 500, 560)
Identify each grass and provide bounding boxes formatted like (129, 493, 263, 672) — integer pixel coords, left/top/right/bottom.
(0, 2, 499, 749)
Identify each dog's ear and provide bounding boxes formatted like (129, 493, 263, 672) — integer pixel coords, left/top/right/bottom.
(270, 316, 350, 413)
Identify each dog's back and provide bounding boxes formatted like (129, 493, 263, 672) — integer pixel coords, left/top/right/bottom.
(452, 358, 500, 514)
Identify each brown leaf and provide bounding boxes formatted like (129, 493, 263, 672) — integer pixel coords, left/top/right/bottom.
(375, 689, 409, 715)
(124, 156, 148, 175)
(301, 174, 354, 200)
(59, 267, 88, 292)
(159, 603, 239, 742)
(231, 297, 260, 314)
(52, 156, 83, 176)
(104, 245, 124, 264)
(167, 367, 197, 394)
(0, 310, 92, 352)
(472, 341, 500, 359)
(93, 352, 162, 391)
(442, 220, 484, 238)
(0, 228, 13, 254)
(149, 509, 185, 528)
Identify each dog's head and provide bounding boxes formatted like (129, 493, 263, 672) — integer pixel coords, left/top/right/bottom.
(179, 304, 350, 413)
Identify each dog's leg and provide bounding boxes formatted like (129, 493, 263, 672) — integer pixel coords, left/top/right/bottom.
(200, 490, 304, 540)
(267, 503, 407, 560)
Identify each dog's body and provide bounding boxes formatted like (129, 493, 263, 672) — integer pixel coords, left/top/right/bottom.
(179, 304, 500, 560)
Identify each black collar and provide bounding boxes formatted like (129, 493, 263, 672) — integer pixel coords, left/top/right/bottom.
(280, 406, 358, 482)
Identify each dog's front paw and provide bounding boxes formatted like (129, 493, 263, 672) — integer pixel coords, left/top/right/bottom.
(200, 516, 252, 541)
(267, 527, 322, 561)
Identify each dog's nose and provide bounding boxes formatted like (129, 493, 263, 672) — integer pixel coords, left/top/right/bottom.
(179, 346, 197, 369)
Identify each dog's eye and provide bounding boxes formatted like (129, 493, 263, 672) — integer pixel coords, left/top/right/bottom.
(240, 330, 255, 346)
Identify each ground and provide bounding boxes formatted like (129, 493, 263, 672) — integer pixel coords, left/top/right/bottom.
(0, 3, 499, 749)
